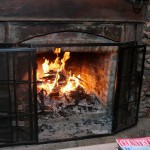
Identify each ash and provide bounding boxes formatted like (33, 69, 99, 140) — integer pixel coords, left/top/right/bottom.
(38, 86, 112, 141)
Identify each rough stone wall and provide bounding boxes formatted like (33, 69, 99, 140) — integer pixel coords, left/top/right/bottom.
(139, 45, 150, 117)
(139, 4, 150, 117)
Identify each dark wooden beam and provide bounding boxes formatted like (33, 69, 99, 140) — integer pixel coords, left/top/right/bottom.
(0, 0, 146, 22)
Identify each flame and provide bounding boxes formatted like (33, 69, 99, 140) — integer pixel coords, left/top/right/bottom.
(37, 72, 40, 80)
(42, 59, 49, 74)
(60, 52, 70, 71)
(61, 72, 80, 93)
(49, 57, 60, 72)
(53, 71, 60, 87)
(42, 48, 70, 73)
(37, 48, 83, 96)
(38, 71, 60, 94)
(54, 48, 61, 56)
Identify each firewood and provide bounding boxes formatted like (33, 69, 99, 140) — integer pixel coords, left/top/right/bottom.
(40, 75, 56, 81)
(58, 80, 67, 85)
(50, 91, 59, 97)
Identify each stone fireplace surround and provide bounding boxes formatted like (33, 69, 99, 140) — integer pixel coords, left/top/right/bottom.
(0, 0, 148, 147)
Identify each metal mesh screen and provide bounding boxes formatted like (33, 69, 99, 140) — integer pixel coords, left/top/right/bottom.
(0, 49, 37, 145)
(113, 44, 146, 132)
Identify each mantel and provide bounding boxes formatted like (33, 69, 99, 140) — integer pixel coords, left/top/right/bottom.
(0, 0, 146, 22)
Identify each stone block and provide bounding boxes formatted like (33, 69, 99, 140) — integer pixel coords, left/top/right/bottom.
(146, 5, 150, 21)
(145, 63, 150, 69)
(104, 25, 122, 42)
(140, 95, 146, 101)
(145, 91, 150, 96)
(146, 46, 150, 52)
(146, 59, 150, 64)
(142, 38, 150, 45)
(145, 54, 150, 58)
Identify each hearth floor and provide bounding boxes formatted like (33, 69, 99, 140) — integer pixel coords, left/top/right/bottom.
(1, 118, 150, 150)
(38, 112, 112, 141)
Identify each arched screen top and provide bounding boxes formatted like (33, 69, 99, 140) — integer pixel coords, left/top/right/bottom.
(23, 31, 116, 45)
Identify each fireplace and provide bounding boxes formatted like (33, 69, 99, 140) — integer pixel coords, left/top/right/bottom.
(0, 0, 148, 147)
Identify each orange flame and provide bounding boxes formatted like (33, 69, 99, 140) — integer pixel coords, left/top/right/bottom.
(42, 48, 70, 73)
(54, 48, 61, 56)
(60, 52, 70, 71)
(47, 71, 60, 93)
(61, 72, 81, 93)
(49, 57, 60, 72)
(37, 48, 83, 96)
(42, 59, 49, 74)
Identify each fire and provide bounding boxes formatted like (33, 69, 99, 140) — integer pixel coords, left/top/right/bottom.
(54, 47, 61, 56)
(61, 72, 80, 93)
(42, 48, 70, 73)
(49, 57, 60, 72)
(60, 52, 70, 71)
(37, 48, 83, 95)
(42, 59, 49, 74)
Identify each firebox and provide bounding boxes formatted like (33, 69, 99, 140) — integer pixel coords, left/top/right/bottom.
(36, 45, 116, 142)
(0, 38, 146, 146)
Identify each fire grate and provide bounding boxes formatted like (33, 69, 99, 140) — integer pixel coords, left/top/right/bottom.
(0, 42, 146, 147)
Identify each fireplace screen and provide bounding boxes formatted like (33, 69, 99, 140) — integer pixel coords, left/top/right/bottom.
(0, 43, 145, 146)
(0, 48, 37, 144)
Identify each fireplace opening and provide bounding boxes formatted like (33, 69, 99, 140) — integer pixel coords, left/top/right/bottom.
(36, 47, 117, 141)
(0, 42, 145, 146)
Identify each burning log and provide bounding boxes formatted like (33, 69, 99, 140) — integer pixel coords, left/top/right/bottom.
(40, 75, 56, 81)
(47, 70, 57, 74)
(39, 70, 66, 84)
(49, 91, 59, 97)
(58, 72, 66, 80)
(69, 86, 87, 105)
(37, 89, 47, 112)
